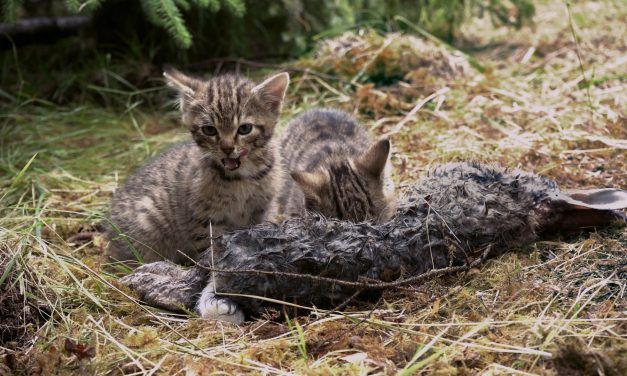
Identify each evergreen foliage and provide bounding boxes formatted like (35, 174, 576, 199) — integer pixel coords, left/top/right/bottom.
(1, 0, 22, 22)
(141, 0, 193, 48)
(1, 0, 535, 52)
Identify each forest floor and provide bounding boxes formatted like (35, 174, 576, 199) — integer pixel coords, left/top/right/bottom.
(1, 1, 626, 374)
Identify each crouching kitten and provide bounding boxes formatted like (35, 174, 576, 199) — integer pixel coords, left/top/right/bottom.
(272, 108, 396, 223)
(105, 70, 289, 266)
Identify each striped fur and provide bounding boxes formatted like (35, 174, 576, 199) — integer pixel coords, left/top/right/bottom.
(271, 108, 396, 223)
(105, 71, 289, 265)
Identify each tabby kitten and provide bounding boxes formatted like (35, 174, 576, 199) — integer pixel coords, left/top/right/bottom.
(105, 70, 289, 266)
(272, 108, 396, 223)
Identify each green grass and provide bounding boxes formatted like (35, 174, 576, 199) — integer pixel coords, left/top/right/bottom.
(1, 0, 626, 374)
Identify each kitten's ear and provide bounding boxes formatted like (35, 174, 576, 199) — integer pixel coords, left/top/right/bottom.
(163, 68, 200, 97)
(355, 139, 391, 178)
(291, 170, 326, 202)
(252, 72, 290, 113)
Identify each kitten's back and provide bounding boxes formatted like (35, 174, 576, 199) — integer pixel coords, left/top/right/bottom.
(281, 109, 370, 171)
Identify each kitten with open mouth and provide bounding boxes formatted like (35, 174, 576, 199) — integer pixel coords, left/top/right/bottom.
(105, 70, 290, 273)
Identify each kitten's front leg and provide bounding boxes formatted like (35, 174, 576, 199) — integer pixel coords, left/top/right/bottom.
(196, 282, 245, 324)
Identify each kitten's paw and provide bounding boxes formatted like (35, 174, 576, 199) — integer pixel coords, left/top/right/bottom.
(196, 285, 244, 324)
(270, 214, 289, 224)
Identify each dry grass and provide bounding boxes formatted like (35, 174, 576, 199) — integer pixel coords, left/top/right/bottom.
(1, 1, 626, 374)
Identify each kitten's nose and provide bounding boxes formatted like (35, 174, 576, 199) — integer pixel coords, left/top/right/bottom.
(221, 145, 235, 155)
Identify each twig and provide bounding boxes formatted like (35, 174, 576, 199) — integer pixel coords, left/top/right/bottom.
(0, 16, 91, 49)
(197, 245, 492, 291)
(209, 222, 216, 294)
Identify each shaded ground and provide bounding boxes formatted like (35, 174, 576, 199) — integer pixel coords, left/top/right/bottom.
(0, 1, 625, 374)
(0, 250, 39, 349)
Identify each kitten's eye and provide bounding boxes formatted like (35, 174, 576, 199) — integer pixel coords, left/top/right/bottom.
(201, 126, 218, 136)
(237, 123, 253, 135)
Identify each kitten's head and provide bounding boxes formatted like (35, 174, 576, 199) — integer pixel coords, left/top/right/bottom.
(165, 69, 289, 178)
(291, 139, 396, 223)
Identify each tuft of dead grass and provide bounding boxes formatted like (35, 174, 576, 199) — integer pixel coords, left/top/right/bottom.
(1, 0, 626, 374)
(303, 30, 473, 85)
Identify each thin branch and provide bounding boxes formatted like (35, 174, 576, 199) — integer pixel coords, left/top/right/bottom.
(196, 245, 492, 291)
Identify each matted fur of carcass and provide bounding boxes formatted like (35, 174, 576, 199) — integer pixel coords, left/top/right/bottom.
(121, 162, 626, 316)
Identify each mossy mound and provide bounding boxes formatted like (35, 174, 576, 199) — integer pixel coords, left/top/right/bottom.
(301, 31, 473, 86)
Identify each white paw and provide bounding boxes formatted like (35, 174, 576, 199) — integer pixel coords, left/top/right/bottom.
(196, 283, 245, 324)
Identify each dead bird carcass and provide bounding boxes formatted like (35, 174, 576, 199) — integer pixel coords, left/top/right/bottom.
(121, 162, 627, 316)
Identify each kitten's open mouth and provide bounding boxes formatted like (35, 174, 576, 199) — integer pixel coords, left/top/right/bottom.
(221, 157, 241, 171)
(221, 149, 248, 171)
